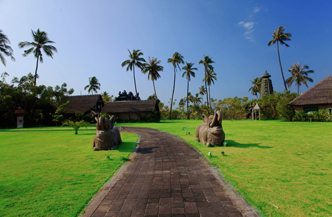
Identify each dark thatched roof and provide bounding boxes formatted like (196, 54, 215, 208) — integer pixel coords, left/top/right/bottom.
(66, 95, 103, 114)
(101, 100, 159, 113)
(289, 76, 332, 106)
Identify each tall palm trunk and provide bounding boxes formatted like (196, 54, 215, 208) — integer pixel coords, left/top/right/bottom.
(187, 78, 189, 120)
(170, 68, 176, 119)
(34, 57, 39, 86)
(209, 85, 211, 111)
(133, 66, 138, 97)
(152, 79, 157, 98)
(277, 41, 288, 91)
(297, 83, 300, 95)
(204, 68, 209, 108)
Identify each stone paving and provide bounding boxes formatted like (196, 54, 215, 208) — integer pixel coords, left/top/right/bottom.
(82, 127, 260, 217)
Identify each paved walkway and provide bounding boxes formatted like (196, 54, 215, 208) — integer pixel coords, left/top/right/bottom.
(82, 127, 260, 217)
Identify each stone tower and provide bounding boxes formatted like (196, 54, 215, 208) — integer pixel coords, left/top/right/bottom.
(260, 71, 274, 98)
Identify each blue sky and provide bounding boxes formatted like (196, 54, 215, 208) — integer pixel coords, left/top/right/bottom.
(1, 0, 331, 107)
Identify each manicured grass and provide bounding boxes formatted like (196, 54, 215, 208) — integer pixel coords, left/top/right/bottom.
(118, 120, 332, 217)
(0, 126, 138, 217)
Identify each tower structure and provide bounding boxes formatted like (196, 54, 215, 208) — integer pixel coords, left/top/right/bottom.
(260, 71, 274, 98)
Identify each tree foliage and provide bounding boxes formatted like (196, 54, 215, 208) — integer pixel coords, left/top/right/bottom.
(19, 29, 57, 86)
(0, 30, 15, 66)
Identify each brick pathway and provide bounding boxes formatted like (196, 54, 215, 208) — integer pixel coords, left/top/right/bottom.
(82, 127, 260, 217)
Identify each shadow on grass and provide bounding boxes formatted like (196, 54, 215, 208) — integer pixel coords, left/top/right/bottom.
(224, 140, 272, 149)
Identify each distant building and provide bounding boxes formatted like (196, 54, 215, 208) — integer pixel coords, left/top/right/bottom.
(289, 76, 332, 113)
(66, 95, 104, 114)
(260, 71, 274, 98)
(101, 100, 160, 122)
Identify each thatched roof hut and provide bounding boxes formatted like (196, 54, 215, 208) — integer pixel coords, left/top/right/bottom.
(289, 76, 332, 113)
(101, 100, 160, 122)
(66, 95, 104, 114)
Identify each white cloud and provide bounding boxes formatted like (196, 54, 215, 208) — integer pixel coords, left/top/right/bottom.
(253, 7, 260, 13)
(238, 21, 255, 41)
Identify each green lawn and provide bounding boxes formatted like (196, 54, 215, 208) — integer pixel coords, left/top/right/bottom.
(0, 126, 138, 217)
(118, 120, 332, 217)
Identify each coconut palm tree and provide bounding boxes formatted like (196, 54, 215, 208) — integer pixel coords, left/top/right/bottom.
(268, 26, 291, 91)
(167, 52, 184, 119)
(143, 57, 163, 98)
(182, 62, 197, 119)
(203, 69, 217, 110)
(84, 76, 101, 94)
(199, 56, 214, 107)
(199, 85, 206, 104)
(19, 29, 57, 86)
(121, 49, 146, 97)
(286, 63, 314, 94)
(248, 77, 262, 98)
(0, 30, 15, 66)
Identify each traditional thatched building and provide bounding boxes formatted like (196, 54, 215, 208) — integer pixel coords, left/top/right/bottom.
(289, 76, 332, 113)
(101, 100, 160, 122)
(66, 95, 104, 114)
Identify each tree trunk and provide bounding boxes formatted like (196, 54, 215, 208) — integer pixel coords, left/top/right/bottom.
(209, 85, 211, 111)
(34, 57, 39, 86)
(277, 41, 288, 91)
(170, 68, 176, 119)
(297, 83, 300, 95)
(205, 68, 209, 108)
(133, 66, 138, 97)
(152, 79, 157, 98)
(187, 78, 189, 120)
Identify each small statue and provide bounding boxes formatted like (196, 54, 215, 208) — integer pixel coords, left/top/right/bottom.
(93, 116, 122, 151)
(195, 110, 225, 146)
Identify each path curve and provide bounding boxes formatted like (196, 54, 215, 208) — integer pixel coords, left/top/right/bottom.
(82, 127, 260, 217)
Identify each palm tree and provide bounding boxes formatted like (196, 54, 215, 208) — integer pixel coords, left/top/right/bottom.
(203, 69, 217, 110)
(143, 57, 163, 98)
(182, 62, 197, 119)
(19, 29, 57, 86)
(193, 93, 202, 106)
(167, 52, 184, 119)
(199, 56, 214, 107)
(199, 85, 206, 104)
(286, 63, 314, 94)
(121, 49, 146, 97)
(268, 26, 291, 91)
(248, 77, 262, 98)
(0, 30, 15, 66)
(84, 76, 101, 94)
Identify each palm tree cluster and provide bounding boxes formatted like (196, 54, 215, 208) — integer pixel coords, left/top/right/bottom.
(121, 49, 218, 119)
(249, 26, 314, 97)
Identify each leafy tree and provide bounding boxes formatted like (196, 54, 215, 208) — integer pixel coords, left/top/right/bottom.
(121, 49, 146, 97)
(248, 77, 262, 98)
(52, 101, 69, 126)
(84, 76, 100, 94)
(0, 30, 15, 66)
(182, 62, 197, 119)
(268, 26, 291, 91)
(19, 29, 57, 86)
(147, 94, 158, 100)
(167, 52, 184, 119)
(199, 56, 214, 108)
(143, 57, 163, 98)
(203, 69, 217, 111)
(286, 63, 314, 94)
